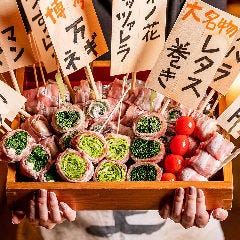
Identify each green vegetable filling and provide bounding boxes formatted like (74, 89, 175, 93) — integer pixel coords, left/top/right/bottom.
(130, 164, 157, 181)
(5, 131, 28, 155)
(97, 162, 125, 182)
(87, 101, 107, 118)
(136, 116, 162, 134)
(60, 153, 87, 180)
(78, 135, 104, 159)
(44, 165, 61, 182)
(61, 131, 78, 150)
(27, 146, 50, 172)
(106, 137, 129, 161)
(55, 111, 80, 130)
(168, 109, 182, 120)
(130, 138, 160, 159)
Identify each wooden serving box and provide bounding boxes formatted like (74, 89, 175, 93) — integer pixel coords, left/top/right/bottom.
(4, 61, 233, 211)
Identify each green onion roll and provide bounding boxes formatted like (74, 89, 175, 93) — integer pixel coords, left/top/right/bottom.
(38, 164, 62, 182)
(59, 131, 79, 151)
(105, 133, 130, 163)
(56, 149, 94, 182)
(133, 113, 167, 139)
(85, 100, 109, 120)
(127, 162, 163, 181)
(94, 160, 127, 182)
(130, 138, 165, 163)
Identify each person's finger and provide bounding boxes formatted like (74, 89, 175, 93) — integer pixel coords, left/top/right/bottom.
(38, 189, 48, 223)
(12, 210, 25, 224)
(59, 202, 76, 222)
(171, 188, 184, 223)
(195, 189, 210, 228)
(48, 192, 62, 224)
(181, 186, 197, 229)
(159, 202, 171, 219)
(212, 208, 228, 221)
(28, 193, 39, 225)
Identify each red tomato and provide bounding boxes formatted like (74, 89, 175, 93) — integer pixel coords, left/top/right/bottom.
(175, 116, 196, 135)
(164, 154, 184, 174)
(161, 173, 176, 181)
(170, 135, 189, 155)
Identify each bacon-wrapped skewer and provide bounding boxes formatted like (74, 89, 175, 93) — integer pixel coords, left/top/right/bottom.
(56, 149, 94, 182)
(177, 167, 208, 181)
(94, 160, 127, 182)
(127, 162, 162, 181)
(59, 131, 79, 151)
(40, 135, 60, 159)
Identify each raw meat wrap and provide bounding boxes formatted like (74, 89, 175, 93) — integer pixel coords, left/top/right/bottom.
(127, 162, 162, 181)
(85, 100, 110, 120)
(72, 131, 108, 164)
(105, 133, 131, 163)
(56, 149, 94, 182)
(1, 130, 35, 163)
(94, 160, 127, 182)
(89, 121, 117, 134)
(20, 144, 52, 180)
(130, 138, 165, 163)
(38, 164, 62, 182)
(40, 135, 60, 159)
(133, 113, 167, 139)
(178, 167, 208, 181)
(52, 104, 85, 133)
(59, 131, 79, 151)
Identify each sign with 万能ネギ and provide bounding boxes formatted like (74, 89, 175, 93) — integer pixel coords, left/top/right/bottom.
(145, 0, 240, 110)
(111, 0, 167, 76)
(39, 0, 108, 76)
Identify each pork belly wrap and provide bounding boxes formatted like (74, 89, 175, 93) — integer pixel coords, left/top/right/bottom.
(39, 164, 62, 182)
(59, 131, 79, 151)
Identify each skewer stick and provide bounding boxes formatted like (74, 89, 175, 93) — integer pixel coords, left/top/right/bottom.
(208, 94, 222, 117)
(84, 64, 100, 100)
(117, 74, 129, 134)
(131, 72, 137, 92)
(30, 33, 47, 86)
(160, 98, 171, 115)
(9, 70, 21, 93)
(198, 89, 215, 113)
(2, 122, 12, 132)
(19, 109, 31, 118)
(100, 85, 131, 133)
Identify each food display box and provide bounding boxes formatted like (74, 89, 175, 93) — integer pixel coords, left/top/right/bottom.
(4, 61, 233, 211)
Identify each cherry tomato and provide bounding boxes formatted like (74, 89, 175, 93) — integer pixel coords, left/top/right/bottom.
(175, 116, 196, 135)
(170, 135, 189, 155)
(161, 173, 176, 181)
(164, 154, 184, 174)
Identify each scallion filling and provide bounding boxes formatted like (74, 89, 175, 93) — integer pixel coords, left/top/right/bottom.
(55, 111, 80, 130)
(130, 164, 157, 181)
(136, 116, 161, 134)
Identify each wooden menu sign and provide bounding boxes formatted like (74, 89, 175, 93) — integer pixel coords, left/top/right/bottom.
(0, 100, 10, 127)
(20, 0, 57, 73)
(0, 81, 26, 122)
(211, 30, 240, 95)
(39, 0, 108, 76)
(0, 49, 9, 74)
(217, 96, 240, 139)
(0, 0, 35, 71)
(111, 0, 167, 76)
(146, 0, 240, 109)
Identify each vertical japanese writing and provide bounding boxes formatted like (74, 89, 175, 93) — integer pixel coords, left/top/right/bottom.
(45, 0, 66, 24)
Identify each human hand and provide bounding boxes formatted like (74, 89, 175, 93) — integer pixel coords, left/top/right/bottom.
(12, 189, 76, 229)
(159, 186, 228, 229)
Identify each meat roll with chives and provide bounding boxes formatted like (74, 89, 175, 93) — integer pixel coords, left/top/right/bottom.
(59, 131, 79, 151)
(94, 160, 127, 182)
(56, 149, 94, 182)
(127, 162, 162, 181)
(1, 130, 35, 163)
(38, 164, 62, 182)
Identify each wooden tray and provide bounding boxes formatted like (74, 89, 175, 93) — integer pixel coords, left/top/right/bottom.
(4, 61, 233, 210)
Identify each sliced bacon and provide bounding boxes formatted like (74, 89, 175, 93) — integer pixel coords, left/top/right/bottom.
(56, 149, 94, 182)
(21, 114, 52, 142)
(201, 132, 235, 162)
(72, 131, 108, 164)
(118, 124, 135, 138)
(23, 88, 39, 114)
(40, 135, 60, 159)
(177, 167, 208, 181)
(133, 113, 167, 139)
(127, 162, 162, 181)
(185, 136, 199, 157)
(107, 78, 130, 101)
(20, 144, 53, 180)
(187, 150, 220, 178)
(1, 130, 35, 163)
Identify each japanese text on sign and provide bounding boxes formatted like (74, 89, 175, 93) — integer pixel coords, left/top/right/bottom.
(20, 0, 57, 73)
(0, 0, 35, 71)
(39, 0, 108, 76)
(111, 0, 167, 76)
(217, 96, 240, 139)
(146, 0, 240, 110)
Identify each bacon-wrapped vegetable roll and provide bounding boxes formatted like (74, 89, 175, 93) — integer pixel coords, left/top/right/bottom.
(21, 114, 52, 142)
(52, 105, 85, 133)
(56, 149, 94, 182)
(73, 131, 107, 163)
(59, 131, 78, 151)
(133, 113, 167, 138)
(127, 162, 162, 181)
(40, 135, 59, 159)
(38, 164, 62, 182)
(85, 100, 109, 120)
(89, 121, 117, 134)
(94, 160, 127, 182)
(177, 167, 208, 181)
(105, 133, 130, 163)
(130, 138, 165, 163)
(1, 130, 35, 163)
(20, 144, 52, 180)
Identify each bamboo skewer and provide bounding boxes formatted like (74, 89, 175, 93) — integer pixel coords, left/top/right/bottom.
(2, 122, 12, 132)
(160, 98, 171, 115)
(9, 70, 21, 93)
(198, 89, 216, 113)
(208, 94, 222, 117)
(131, 72, 137, 92)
